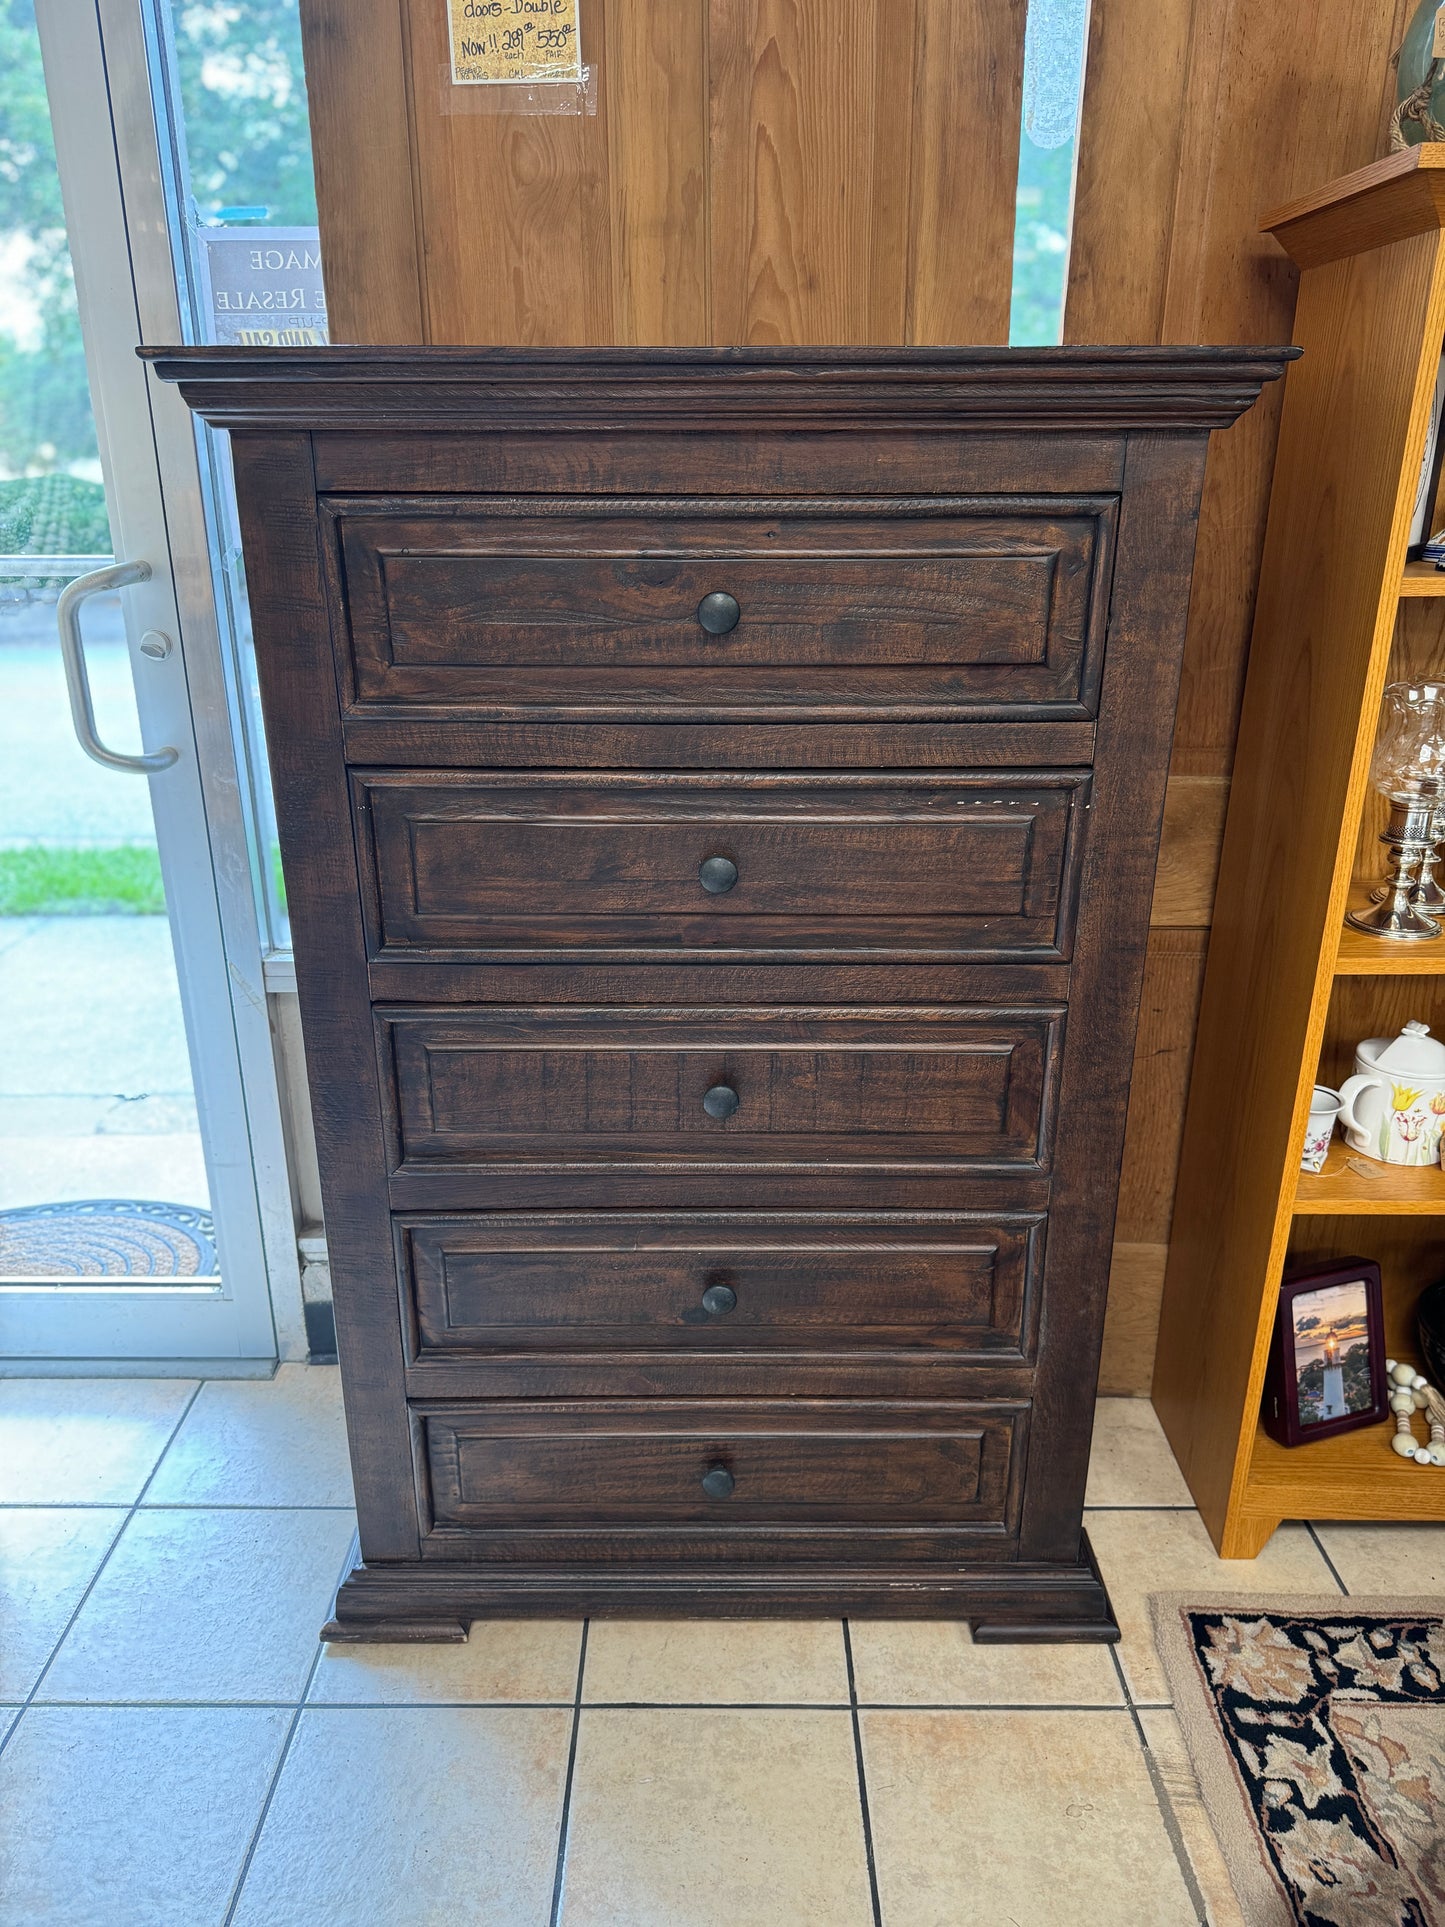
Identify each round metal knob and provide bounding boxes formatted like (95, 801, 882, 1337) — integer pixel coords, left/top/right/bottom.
(701, 1464, 735, 1499)
(699, 856, 738, 895)
(697, 591, 741, 635)
(702, 1084, 740, 1120)
(700, 1282, 737, 1317)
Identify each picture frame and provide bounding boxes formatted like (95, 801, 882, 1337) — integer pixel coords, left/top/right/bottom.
(1262, 1256, 1388, 1448)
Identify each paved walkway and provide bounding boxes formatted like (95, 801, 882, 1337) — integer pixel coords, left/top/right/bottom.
(0, 601, 206, 1212)
(0, 600, 155, 844)
(0, 917, 205, 1210)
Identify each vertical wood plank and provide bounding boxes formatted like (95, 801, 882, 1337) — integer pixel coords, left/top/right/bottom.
(707, 0, 917, 345)
(1161, 0, 1415, 764)
(906, 0, 1027, 345)
(403, 0, 614, 343)
(1113, 929, 1211, 1248)
(1099, 1244, 1170, 1395)
(1064, 0, 1193, 345)
(603, 0, 710, 342)
(298, 0, 425, 342)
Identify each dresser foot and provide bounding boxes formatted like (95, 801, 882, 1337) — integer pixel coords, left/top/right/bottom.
(321, 1616, 469, 1644)
(970, 1528, 1119, 1642)
(971, 1616, 1120, 1644)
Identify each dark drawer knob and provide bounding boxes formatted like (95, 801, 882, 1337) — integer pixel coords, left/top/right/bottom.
(700, 1282, 737, 1317)
(699, 855, 738, 895)
(702, 1084, 740, 1120)
(701, 1464, 735, 1499)
(697, 591, 741, 635)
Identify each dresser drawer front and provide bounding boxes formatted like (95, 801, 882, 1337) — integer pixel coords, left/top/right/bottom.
(328, 497, 1114, 717)
(401, 1213, 1041, 1356)
(422, 1403, 1020, 1526)
(357, 772, 1087, 962)
(380, 1008, 1061, 1172)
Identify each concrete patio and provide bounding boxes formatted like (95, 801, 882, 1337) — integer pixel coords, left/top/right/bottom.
(0, 602, 206, 1217)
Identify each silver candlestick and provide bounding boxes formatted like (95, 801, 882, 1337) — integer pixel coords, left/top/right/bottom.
(1418, 804, 1445, 912)
(1350, 797, 1443, 938)
(1349, 681, 1445, 942)
(1370, 802, 1445, 909)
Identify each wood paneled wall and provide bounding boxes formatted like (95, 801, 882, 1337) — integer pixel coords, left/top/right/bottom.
(298, 0, 1416, 1389)
(301, 0, 1028, 346)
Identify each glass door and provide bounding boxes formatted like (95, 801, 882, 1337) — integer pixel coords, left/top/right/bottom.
(0, 0, 299, 1365)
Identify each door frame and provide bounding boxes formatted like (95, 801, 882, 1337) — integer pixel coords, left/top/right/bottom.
(0, 0, 300, 1368)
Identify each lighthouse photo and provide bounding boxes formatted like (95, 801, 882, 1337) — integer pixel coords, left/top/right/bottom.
(1319, 1331, 1348, 1422)
(1291, 1278, 1374, 1428)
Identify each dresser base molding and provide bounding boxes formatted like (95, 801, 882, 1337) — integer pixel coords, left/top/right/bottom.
(319, 1535, 1119, 1643)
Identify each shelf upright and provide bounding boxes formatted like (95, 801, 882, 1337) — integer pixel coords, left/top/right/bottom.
(1155, 145, 1445, 1555)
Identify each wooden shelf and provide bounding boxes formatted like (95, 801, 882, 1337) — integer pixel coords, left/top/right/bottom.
(1294, 1139, 1445, 1214)
(1247, 1417, 1445, 1523)
(1399, 560, 1445, 595)
(1336, 915, 1445, 973)
(1156, 150, 1445, 1558)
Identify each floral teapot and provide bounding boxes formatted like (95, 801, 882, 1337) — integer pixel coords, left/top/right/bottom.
(1338, 1019, 1445, 1166)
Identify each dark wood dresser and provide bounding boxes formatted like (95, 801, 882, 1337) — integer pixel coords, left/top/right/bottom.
(150, 347, 1290, 1640)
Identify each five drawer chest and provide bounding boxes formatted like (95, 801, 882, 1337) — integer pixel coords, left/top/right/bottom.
(150, 347, 1291, 1640)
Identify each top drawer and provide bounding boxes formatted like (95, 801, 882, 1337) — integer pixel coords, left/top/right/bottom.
(323, 495, 1116, 720)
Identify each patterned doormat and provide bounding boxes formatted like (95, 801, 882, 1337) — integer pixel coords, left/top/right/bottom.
(0, 1200, 218, 1278)
(1153, 1593, 1445, 1925)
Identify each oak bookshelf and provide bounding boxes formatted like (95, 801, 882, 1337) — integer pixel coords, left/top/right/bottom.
(1154, 145, 1445, 1555)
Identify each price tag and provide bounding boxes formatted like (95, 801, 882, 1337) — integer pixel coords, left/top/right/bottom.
(1433, 6, 1445, 59)
(448, 0, 582, 84)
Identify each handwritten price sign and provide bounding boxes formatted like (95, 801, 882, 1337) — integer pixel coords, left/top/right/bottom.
(448, 0, 582, 84)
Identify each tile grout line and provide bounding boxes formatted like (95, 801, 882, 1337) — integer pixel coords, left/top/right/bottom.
(144, 1502, 355, 1512)
(0, 1380, 205, 1761)
(12, 1695, 1175, 1713)
(0, 1502, 356, 1512)
(1084, 1503, 1200, 1512)
(547, 1618, 590, 1927)
(219, 1528, 358, 1927)
(841, 1621, 884, 1927)
(1109, 1639, 1210, 1924)
(1305, 1523, 1351, 1595)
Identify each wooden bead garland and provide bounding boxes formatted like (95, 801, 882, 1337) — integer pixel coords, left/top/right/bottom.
(1385, 1358, 1445, 1463)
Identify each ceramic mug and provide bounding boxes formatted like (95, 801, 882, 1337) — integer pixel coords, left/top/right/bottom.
(1338, 1060, 1445, 1166)
(1300, 1085, 1343, 1173)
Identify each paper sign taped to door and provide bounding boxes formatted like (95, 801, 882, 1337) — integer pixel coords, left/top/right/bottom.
(447, 0, 581, 84)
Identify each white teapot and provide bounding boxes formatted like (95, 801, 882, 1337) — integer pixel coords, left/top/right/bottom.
(1338, 1019, 1445, 1166)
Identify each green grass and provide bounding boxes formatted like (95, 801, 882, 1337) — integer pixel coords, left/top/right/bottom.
(0, 845, 166, 915)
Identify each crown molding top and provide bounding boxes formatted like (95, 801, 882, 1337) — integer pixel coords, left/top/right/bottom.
(141, 344, 1297, 435)
(1262, 144, 1445, 269)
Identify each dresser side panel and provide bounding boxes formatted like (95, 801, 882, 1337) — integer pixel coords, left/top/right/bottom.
(229, 431, 420, 1561)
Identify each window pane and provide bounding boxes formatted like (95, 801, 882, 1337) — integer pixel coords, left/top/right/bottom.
(0, 0, 113, 571)
(0, 2, 211, 1275)
(147, 0, 329, 952)
(1009, 0, 1092, 347)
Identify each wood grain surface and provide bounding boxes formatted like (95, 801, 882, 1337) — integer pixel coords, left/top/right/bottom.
(299, 0, 1028, 346)
(153, 347, 1276, 1627)
(1155, 207, 1445, 1547)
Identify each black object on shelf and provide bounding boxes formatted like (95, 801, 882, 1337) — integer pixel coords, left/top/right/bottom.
(1417, 1277, 1445, 1386)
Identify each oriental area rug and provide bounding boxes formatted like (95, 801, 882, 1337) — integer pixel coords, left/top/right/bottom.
(1152, 1595, 1445, 1926)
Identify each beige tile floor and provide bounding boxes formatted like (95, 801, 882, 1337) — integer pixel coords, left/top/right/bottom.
(0, 1369, 1437, 1926)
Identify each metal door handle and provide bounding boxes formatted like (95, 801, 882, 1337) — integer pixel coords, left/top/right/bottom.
(57, 561, 179, 774)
